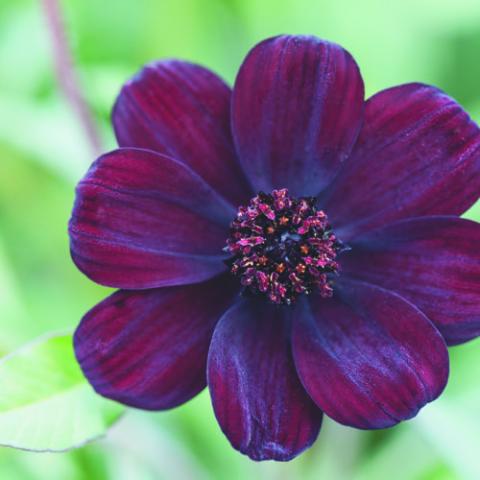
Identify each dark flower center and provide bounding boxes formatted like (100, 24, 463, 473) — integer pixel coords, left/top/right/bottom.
(225, 188, 343, 305)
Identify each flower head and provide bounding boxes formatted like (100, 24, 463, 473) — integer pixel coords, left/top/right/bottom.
(70, 35, 480, 461)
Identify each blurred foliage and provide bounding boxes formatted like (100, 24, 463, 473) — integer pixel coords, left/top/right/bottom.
(0, 333, 123, 452)
(0, 0, 479, 478)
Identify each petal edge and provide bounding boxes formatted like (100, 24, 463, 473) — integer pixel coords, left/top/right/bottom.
(69, 148, 229, 289)
(292, 280, 449, 429)
(74, 275, 239, 410)
(232, 35, 364, 196)
(208, 299, 322, 461)
(321, 83, 480, 238)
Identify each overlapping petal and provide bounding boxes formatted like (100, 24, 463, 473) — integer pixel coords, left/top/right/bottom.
(341, 216, 480, 345)
(232, 35, 364, 196)
(112, 60, 252, 205)
(292, 280, 449, 429)
(321, 83, 480, 239)
(69, 148, 231, 289)
(207, 299, 322, 461)
(74, 275, 239, 410)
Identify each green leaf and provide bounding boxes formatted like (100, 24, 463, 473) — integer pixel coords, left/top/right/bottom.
(0, 332, 124, 452)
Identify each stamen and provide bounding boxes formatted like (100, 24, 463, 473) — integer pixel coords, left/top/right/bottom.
(225, 188, 343, 305)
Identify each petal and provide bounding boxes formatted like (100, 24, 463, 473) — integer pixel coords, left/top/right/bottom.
(341, 216, 480, 345)
(69, 148, 231, 289)
(112, 60, 252, 206)
(207, 299, 322, 461)
(321, 83, 480, 239)
(231, 35, 364, 197)
(74, 274, 239, 410)
(292, 280, 449, 429)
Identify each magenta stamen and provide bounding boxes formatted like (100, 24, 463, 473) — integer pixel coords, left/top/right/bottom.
(225, 188, 342, 305)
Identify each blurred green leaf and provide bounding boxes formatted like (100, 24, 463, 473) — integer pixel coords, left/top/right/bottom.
(0, 236, 27, 354)
(354, 425, 439, 480)
(0, 332, 123, 452)
(414, 396, 480, 480)
(0, 95, 92, 182)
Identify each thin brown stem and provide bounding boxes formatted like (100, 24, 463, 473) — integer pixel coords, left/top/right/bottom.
(41, 0, 102, 157)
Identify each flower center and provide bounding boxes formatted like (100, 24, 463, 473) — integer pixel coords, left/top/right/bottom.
(225, 188, 342, 305)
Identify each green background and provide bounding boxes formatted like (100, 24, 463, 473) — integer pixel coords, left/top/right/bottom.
(1, 0, 480, 478)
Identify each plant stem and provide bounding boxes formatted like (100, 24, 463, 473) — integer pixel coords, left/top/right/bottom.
(41, 0, 102, 156)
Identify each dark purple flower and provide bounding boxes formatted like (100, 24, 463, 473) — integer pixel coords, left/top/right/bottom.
(70, 35, 480, 461)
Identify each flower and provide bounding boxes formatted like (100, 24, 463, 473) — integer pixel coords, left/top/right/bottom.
(69, 35, 480, 461)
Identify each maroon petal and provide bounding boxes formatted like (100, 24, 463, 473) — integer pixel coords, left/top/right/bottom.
(69, 148, 231, 289)
(232, 35, 364, 197)
(321, 83, 480, 239)
(74, 275, 239, 410)
(292, 280, 449, 429)
(341, 216, 480, 345)
(207, 300, 322, 461)
(112, 60, 252, 206)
